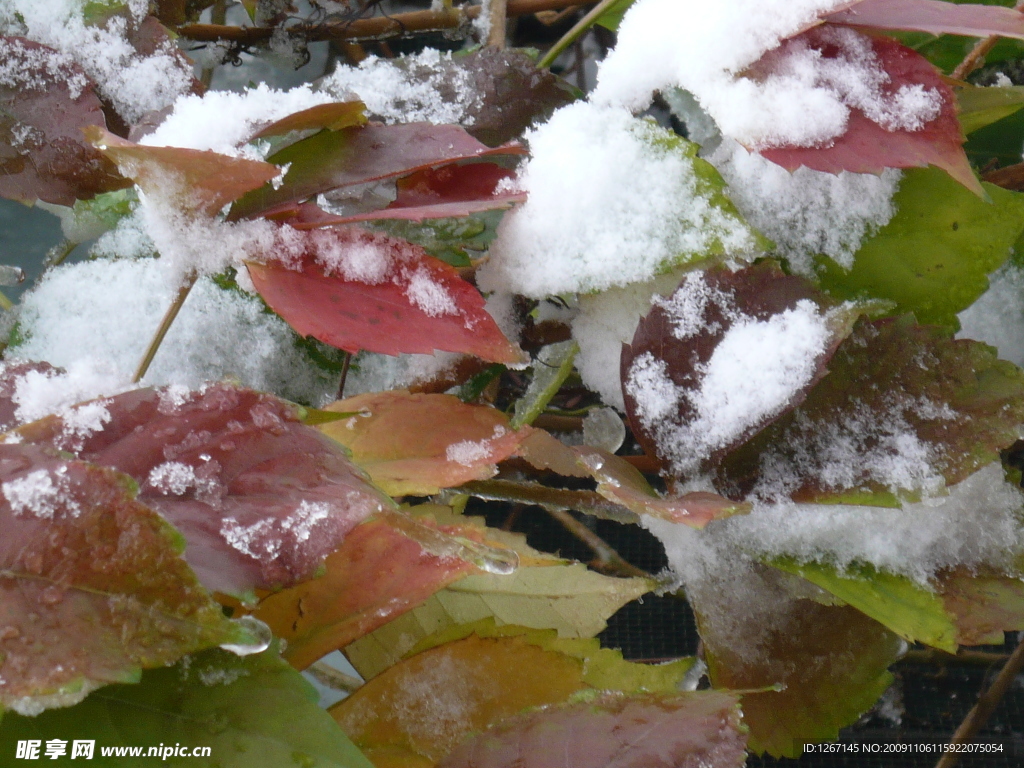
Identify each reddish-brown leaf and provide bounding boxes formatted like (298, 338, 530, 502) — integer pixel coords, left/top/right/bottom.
(247, 101, 368, 141)
(318, 391, 530, 496)
(0, 442, 246, 712)
(283, 164, 526, 227)
(0, 37, 128, 206)
(936, 567, 1024, 646)
(438, 691, 748, 768)
(697, 566, 903, 757)
(826, 0, 1024, 40)
(85, 127, 281, 216)
(15, 384, 392, 600)
(621, 262, 862, 480)
(758, 29, 981, 195)
(229, 122, 525, 220)
(254, 517, 480, 670)
(246, 225, 525, 363)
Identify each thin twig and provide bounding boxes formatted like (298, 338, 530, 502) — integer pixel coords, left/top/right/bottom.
(934, 635, 1024, 768)
(543, 505, 650, 579)
(537, 0, 619, 69)
(337, 351, 352, 399)
(177, 0, 589, 44)
(456, 478, 640, 524)
(306, 660, 363, 694)
(133, 273, 197, 384)
(951, 0, 1024, 81)
(487, 0, 509, 47)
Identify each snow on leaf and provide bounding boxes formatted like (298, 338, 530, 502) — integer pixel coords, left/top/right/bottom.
(0, 37, 128, 206)
(228, 122, 525, 221)
(332, 624, 694, 766)
(770, 558, 958, 652)
(247, 100, 368, 141)
(697, 566, 904, 757)
(0, 645, 374, 768)
(14, 384, 392, 600)
(253, 516, 482, 671)
(621, 262, 864, 480)
(438, 690, 747, 768)
(575, 446, 751, 527)
(935, 567, 1024, 646)
(247, 229, 525, 364)
(825, 0, 1024, 40)
(758, 29, 981, 195)
(318, 391, 531, 496)
(716, 315, 1024, 504)
(0, 442, 248, 714)
(345, 510, 654, 679)
(818, 167, 1024, 328)
(278, 163, 525, 228)
(85, 127, 281, 216)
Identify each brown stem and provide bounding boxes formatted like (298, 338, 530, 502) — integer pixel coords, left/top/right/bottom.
(487, 0, 509, 47)
(456, 479, 641, 524)
(133, 273, 197, 384)
(543, 505, 650, 579)
(337, 351, 352, 399)
(177, 0, 590, 44)
(951, 0, 1024, 80)
(306, 660, 362, 693)
(934, 635, 1024, 768)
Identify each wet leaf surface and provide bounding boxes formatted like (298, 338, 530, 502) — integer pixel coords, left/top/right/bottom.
(15, 384, 392, 600)
(438, 690, 747, 768)
(825, 0, 1024, 39)
(0, 37, 128, 206)
(0, 443, 246, 713)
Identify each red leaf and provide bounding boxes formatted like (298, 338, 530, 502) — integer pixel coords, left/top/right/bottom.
(284, 164, 526, 227)
(229, 122, 525, 220)
(254, 516, 480, 670)
(0, 37, 128, 206)
(246, 225, 525, 363)
(0, 442, 244, 711)
(826, 0, 1024, 40)
(15, 384, 392, 599)
(757, 29, 981, 195)
(84, 127, 281, 216)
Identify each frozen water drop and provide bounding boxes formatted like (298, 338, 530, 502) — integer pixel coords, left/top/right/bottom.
(583, 407, 626, 453)
(220, 615, 272, 657)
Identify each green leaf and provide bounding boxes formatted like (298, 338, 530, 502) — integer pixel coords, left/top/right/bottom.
(0, 645, 374, 768)
(511, 340, 579, 428)
(817, 166, 1024, 329)
(717, 318, 1024, 504)
(344, 516, 653, 680)
(957, 83, 1024, 135)
(595, 0, 635, 30)
(770, 558, 958, 652)
(369, 211, 504, 269)
(966, 102, 1024, 169)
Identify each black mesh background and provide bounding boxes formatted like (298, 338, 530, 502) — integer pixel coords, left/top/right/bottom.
(471, 499, 1024, 767)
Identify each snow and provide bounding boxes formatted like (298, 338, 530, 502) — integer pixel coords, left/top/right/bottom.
(594, 0, 942, 149)
(13, 258, 341, 406)
(706, 138, 902, 274)
(624, 282, 839, 475)
(445, 425, 508, 466)
(958, 261, 1024, 368)
(0, 0, 194, 122)
(571, 272, 684, 411)
(322, 48, 483, 126)
(406, 268, 458, 317)
(478, 102, 760, 298)
(2, 468, 64, 519)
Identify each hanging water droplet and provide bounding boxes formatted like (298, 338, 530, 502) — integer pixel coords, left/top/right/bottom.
(219, 615, 272, 656)
(583, 407, 626, 453)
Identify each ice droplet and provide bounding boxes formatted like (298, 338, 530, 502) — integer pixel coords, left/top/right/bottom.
(219, 615, 272, 656)
(583, 407, 626, 453)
